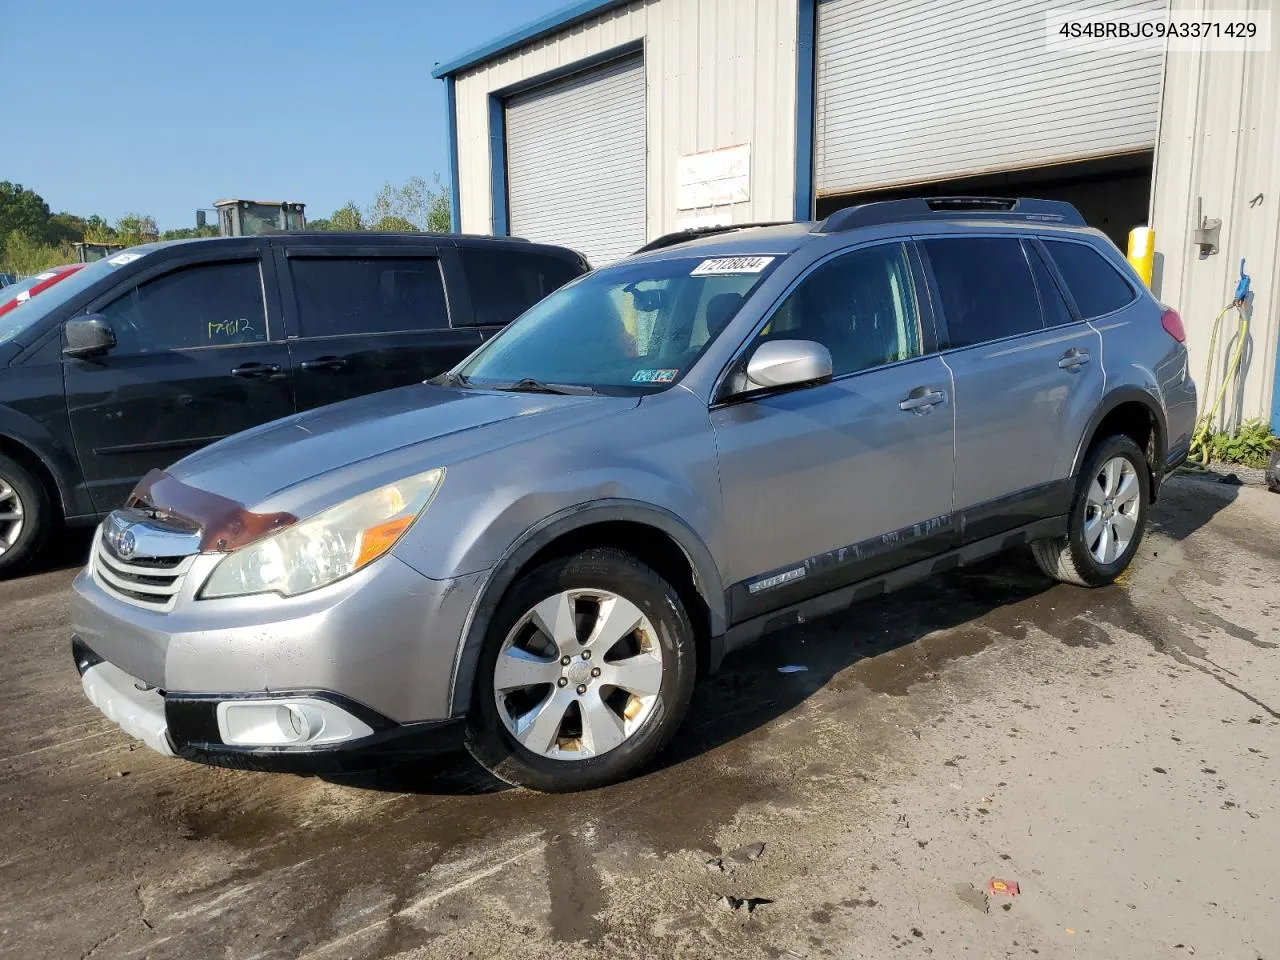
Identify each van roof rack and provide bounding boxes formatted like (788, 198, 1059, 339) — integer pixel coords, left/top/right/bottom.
(635, 222, 794, 254)
(816, 197, 1086, 233)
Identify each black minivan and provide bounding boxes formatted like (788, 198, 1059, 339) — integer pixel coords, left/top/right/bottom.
(0, 233, 588, 574)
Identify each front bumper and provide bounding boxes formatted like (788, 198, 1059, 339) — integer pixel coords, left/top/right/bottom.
(79, 655, 173, 756)
(71, 554, 485, 726)
(73, 637, 464, 766)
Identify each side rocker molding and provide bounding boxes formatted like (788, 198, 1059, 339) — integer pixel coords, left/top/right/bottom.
(445, 499, 728, 717)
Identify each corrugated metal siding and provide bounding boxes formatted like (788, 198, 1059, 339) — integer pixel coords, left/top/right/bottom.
(507, 56, 647, 265)
(1151, 0, 1280, 427)
(452, 0, 799, 243)
(815, 0, 1167, 196)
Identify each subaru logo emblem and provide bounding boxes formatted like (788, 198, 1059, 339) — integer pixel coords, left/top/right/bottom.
(117, 529, 136, 560)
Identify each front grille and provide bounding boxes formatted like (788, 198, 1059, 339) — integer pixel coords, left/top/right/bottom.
(93, 533, 196, 611)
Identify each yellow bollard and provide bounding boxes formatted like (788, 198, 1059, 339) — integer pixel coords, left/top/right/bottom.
(1127, 226, 1155, 287)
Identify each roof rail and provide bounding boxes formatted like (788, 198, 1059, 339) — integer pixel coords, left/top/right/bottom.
(635, 222, 794, 254)
(816, 197, 1086, 234)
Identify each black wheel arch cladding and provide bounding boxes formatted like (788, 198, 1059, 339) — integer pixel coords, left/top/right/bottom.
(447, 500, 727, 717)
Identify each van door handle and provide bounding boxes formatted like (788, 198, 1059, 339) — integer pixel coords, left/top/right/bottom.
(299, 356, 349, 373)
(1058, 349, 1091, 370)
(899, 388, 946, 412)
(230, 362, 282, 379)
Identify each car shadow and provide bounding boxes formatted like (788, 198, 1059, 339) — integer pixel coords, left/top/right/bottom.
(29, 526, 95, 575)
(250, 474, 1242, 795)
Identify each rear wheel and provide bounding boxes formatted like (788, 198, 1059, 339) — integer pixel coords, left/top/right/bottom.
(1031, 435, 1149, 587)
(0, 453, 50, 578)
(465, 548, 697, 792)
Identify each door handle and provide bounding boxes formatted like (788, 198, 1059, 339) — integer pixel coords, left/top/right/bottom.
(1058, 349, 1091, 370)
(299, 356, 349, 374)
(230, 362, 282, 379)
(899, 389, 946, 412)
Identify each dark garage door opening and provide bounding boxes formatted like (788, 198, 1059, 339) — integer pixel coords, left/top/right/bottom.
(815, 151, 1154, 249)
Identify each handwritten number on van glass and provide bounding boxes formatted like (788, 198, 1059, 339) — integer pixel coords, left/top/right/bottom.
(208, 317, 255, 341)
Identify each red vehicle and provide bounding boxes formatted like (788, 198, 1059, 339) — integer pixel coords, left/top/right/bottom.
(0, 264, 85, 320)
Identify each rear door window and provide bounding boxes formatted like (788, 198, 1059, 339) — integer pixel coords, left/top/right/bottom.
(289, 257, 449, 338)
(1042, 240, 1137, 318)
(922, 238, 1043, 349)
(460, 248, 584, 326)
(98, 260, 267, 354)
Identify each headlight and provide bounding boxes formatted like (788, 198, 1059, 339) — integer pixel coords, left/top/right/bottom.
(200, 468, 444, 599)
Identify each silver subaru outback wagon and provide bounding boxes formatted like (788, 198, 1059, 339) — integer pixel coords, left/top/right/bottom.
(72, 198, 1197, 792)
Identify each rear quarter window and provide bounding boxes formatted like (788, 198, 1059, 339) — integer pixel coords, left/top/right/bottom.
(1042, 240, 1137, 318)
(461, 248, 584, 326)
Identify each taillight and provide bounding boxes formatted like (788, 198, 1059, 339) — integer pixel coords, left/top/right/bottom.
(1161, 307, 1186, 343)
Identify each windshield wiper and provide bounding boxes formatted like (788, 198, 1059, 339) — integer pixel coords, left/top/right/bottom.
(430, 370, 471, 388)
(493, 377, 594, 396)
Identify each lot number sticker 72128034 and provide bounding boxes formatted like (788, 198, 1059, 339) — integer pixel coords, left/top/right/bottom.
(690, 256, 775, 276)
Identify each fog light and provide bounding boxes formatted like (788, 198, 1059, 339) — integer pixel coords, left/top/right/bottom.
(216, 698, 374, 747)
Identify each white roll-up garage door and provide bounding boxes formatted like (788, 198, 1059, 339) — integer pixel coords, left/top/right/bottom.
(506, 55, 646, 266)
(815, 0, 1167, 197)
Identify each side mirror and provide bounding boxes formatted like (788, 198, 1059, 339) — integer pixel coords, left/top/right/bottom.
(744, 339, 832, 391)
(64, 315, 116, 359)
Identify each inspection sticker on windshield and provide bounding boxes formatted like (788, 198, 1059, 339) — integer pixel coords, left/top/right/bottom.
(107, 252, 143, 266)
(690, 256, 775, 276)
(632, 368, 679, 384)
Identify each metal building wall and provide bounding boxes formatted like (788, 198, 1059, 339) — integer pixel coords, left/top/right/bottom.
(1151, 0, 1280, 429)
(451, 0, 800, 243)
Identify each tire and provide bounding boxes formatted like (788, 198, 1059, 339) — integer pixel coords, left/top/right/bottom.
(1031, 435, 1150, 587)
(0, 453, 51, 578)
(465, 547, 697, 792)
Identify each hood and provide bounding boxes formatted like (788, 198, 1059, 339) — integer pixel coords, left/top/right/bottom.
(0, 341, 20, 366)
(166, 383, 636, 511)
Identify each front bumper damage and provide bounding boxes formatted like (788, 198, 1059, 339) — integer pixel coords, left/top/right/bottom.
(73, 637, 463, 769)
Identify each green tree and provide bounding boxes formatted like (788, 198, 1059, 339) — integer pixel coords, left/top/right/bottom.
(45, 212, 88, 246)
(0, 182, 54, 259)
(82, 216, 116, 244)
(114, 213, 159, 246)
(306, 217, 332, 232)
(160, 224, 220, 241)
(366, 175, 451, 233)
(0, 230, 70, 275)
(369, 214, 418, 232)
(328, 202, 364, 231)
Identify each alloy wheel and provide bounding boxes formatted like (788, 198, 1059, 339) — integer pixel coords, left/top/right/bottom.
(0, 475, 25, 557)
(1084, 456, 1141, 564)
(493, 589, 664, 760)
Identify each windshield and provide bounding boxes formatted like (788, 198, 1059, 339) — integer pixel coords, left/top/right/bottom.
(0, 247, 154, 347)
(459, 254, 781, 393)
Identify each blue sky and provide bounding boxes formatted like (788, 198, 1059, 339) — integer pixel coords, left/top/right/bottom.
(1, 0, 569, 230)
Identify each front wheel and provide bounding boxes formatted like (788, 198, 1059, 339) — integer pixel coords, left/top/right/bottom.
(465, 548, 697, 792)
(0, 453, 51, 578)
(1031, 435, 1150, 587)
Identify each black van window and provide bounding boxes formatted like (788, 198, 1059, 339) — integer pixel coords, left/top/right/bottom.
(1042, 240, 1137, 318)
(1026, 241, 1076, 328)
(461, 248, 583, 326)
(100, 260, 266, 354)
(923, 238, 1043, 349)
(290, 257, 449, 338)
